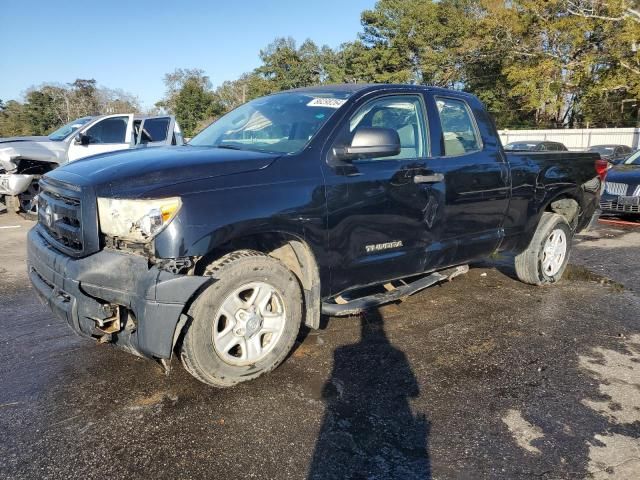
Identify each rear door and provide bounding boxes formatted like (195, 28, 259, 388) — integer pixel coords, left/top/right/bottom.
(420, 93, 511, 265)
(67, 114, 133, 161)
(134, 116, 175, 146)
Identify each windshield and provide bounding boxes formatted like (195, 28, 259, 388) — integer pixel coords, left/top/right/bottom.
(505, 142, 538, 151)
(588, 146, 615, 155)
(48, 117, 93, 141)
(189, 91, 351, 154)
(623, 150, 640, 165)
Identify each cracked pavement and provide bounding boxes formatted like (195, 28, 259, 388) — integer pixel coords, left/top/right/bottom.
(1, 214, 639, 479)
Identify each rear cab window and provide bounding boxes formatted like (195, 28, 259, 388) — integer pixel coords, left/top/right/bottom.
(435, 97, 481, 156)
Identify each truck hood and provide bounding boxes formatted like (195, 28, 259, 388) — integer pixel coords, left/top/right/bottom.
(47, 145, 280, 197)
(606, 164, 640, 184)
(0, 136, 66, 171)
(0, 135, 50, 143)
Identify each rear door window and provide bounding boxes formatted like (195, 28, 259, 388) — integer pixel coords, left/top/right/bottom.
(435, 97, 481, 156)
(140, 117, 171, 143)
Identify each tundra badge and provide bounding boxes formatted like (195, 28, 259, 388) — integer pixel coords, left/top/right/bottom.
(365, 241, 403, 253)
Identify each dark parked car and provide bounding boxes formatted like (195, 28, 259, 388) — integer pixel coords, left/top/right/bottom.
(504, 140, 568, 152)
(27, 84, 601, 387)
(600, 149, 640, 216)
(588, 144, 633, 164)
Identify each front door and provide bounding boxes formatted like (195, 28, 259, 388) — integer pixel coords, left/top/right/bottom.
(67, 114, 133, 161)
(323, 93, 444, 295)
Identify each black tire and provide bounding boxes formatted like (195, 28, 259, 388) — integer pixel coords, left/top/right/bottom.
(515, 212, 572, 286)
(17, 181, 40, 221)
(180, 250, 303, 387)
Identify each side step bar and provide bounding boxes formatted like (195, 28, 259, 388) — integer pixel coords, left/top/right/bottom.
(321, 265, 469, 317)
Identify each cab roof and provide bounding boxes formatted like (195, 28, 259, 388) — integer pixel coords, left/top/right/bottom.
(284, 83, 474, 98)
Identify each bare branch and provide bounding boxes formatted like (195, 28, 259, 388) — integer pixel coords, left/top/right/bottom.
(620, 61, 640, 75)
(566, 1, 640, 23)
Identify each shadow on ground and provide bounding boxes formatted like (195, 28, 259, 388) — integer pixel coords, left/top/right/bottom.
(308, 308, 430, 479)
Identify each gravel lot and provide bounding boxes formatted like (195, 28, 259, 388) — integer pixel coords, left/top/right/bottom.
(1, 213, 639, 479)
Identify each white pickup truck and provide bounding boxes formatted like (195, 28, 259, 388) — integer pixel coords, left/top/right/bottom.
(0, 114, 183, 218)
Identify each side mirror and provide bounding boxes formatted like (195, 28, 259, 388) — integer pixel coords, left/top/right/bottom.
(334, 127, 401, 161)
(75, 133, 90, 146)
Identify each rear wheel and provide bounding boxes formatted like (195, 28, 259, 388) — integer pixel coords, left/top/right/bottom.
(180, 250, 303, 387)
(515, 212, 572, 285)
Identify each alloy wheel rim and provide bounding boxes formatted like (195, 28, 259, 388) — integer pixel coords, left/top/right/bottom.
(212, 282, 286, 366)
(541, 228, 567, 276)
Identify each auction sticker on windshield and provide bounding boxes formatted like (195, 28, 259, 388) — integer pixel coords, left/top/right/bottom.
(307, 98, 347, 108)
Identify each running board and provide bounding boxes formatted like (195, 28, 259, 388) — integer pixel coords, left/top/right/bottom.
(321, 265, 469, 317)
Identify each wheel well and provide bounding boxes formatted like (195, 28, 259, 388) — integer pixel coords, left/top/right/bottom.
(16, 159, 56, 175)
(546, 196, 580, 229)
(195, 232, 322, 329)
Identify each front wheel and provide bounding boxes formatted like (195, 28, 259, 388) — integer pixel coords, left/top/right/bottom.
(17, 181, 40, 220)
(515, 212, 572, 285)
(180, 250, 303, 387)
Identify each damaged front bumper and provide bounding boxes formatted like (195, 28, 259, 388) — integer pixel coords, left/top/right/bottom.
(27, 227, 210, 359)
(0, 173, 34, 195)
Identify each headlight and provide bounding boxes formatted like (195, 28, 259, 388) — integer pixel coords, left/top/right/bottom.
(97, 197, 182, 243)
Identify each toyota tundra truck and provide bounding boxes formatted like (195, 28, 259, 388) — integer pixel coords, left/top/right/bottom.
(26, 84, 603, 387)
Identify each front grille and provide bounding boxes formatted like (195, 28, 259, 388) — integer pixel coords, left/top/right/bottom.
(38, 181, 84, 252)
(600, 200, 640, 214)
(604, 181, 628, 196)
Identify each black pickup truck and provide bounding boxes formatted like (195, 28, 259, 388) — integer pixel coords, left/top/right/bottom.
(27, 84, 602, 387)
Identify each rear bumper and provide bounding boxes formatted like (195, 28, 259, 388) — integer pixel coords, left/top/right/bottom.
(0, 174, 34, 195)
(27, 227, 210, 359)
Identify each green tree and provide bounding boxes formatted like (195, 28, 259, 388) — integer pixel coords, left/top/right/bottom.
(255, 37, 327, 91)
(24, 87, 63, 134)
(0, 100, 30, 137)
(214, 72, 272, 111)
(158, 68, 224, 136)
(351, 0, 640, 127)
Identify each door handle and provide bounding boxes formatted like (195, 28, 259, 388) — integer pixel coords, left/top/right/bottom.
(414, 173, 444, 184)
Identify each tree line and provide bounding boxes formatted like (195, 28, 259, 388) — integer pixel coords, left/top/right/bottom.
(2, 0, 639, 138)
(0, 79, 140, 137)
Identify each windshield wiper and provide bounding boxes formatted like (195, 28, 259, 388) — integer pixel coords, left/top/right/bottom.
(215, 144, 244, 150)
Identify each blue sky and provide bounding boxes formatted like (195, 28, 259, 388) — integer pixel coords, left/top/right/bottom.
(0, 0, 375, 109)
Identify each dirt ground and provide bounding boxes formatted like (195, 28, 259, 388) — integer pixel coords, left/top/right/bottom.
(1, 213, 639, 479)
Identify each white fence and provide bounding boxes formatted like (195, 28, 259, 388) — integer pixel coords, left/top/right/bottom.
(498, 128, 640, 151)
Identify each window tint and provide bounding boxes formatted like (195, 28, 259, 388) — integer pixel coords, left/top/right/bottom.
(140, 117, 170, 143)
(435, 97, 481, 156)
(349, 95, 427, 160)
(84, 116, 128, 144)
